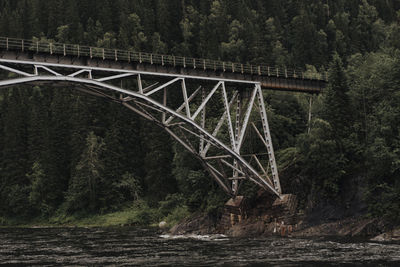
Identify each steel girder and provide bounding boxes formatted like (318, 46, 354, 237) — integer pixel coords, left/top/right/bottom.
(0, 60, 282, 198)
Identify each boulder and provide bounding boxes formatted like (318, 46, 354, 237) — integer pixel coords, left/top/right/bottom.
(158, 221, 167, 229)
(371, 228, 400, 242)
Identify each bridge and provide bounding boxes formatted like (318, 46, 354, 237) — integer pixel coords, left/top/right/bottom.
(0, 37, 326, 199)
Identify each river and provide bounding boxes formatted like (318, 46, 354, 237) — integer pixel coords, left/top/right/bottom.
(0, 227, 399, 266)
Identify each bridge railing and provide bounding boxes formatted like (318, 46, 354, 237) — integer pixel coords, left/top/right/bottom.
(0, 37, 327, 81)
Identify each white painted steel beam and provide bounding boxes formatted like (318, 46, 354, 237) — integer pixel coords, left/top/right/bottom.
(191, 81, 222, 120)
(256, 84, 281, 194)
(35, 65, 62, 76)
(96, 73, 136, 82)
(181, 79, 191, 118)
(0, 64, 33, 77)
(199, 88, 206, 154)
(202, 92, 238, 157)
(165, 86, 202, 125)
(0, 62, 282, 198)
(221, 82, 236, 150)
(69, 69, 92, 78)
(145, 77, 182, 96)
(0, 58, 259, 85)
(236, 85, 258, 152)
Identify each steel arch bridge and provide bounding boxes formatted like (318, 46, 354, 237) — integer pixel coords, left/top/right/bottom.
(0, 37, 326, 198)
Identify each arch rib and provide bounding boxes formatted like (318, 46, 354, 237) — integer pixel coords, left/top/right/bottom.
(0, 74, 281, 198)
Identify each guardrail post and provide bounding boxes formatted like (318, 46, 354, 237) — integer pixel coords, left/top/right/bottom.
(214, 61, 216, 71)
(183, 57, 186, 68)
(223, 62, 225, 72)
(128, 51, 131, 63)
(161, 55, 164, 66)
(37, 41, 39, 53)
(50, 43, 53, 54)
(77, 45, 80, 57)
(203, 60, 206, 70)
(90, 47, 92, 58)
(150, 54, 153, 64)
(102, 48, 105, 60)
(241, 64, 243, 74)
(268, 66, 270, 76)
(193, 58, 196, 69)
(258, 66, 261, 75)
(139, 52, 142, 63)
(63, 44, 66, 56)
(232, 63, 235, 73)
(173, 56, 176, 67)
(276, 68, 279, 77)
(115, 49, 118, 61)
(6, 38, 8, 50)
(21, 40, 24, 52)
(250, 65, 253, 75)
(285, 68, 287, 78)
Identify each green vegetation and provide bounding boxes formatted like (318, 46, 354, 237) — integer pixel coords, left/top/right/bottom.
(0, 0, 400, 227)
(1, 199, 190, 228)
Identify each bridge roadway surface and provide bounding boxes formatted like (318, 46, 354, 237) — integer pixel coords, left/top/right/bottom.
(0, 37, 326, 93)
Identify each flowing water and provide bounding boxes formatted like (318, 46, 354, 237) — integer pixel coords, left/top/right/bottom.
(0, 227, 399, 266)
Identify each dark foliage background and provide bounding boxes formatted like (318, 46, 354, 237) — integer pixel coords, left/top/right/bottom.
(0, 0, 399, 225)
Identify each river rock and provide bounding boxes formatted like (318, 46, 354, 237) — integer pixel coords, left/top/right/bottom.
(159, 221, 167, 229)
(170, 213, 217, 235)
(371, 228, 400, 242)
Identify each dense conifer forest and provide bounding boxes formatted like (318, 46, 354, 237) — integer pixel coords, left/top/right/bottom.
(0, 0, 399, 226)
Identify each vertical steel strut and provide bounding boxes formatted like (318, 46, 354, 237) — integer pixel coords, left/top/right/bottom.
(255, 84, 281, 194)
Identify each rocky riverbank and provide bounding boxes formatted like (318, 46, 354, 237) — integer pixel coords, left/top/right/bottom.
(170, 211, 400, 242)
(371, 228, 400, 242)
(170, 192, 399, 241)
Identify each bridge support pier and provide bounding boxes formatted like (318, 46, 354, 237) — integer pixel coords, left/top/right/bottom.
(220, 196, 248, 228)
(219, 193, 298, 233)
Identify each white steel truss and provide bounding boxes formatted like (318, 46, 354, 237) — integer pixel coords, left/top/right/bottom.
(0, 59, 282, 198)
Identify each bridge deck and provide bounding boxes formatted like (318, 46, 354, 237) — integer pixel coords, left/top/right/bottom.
(0, 37, 326, 93)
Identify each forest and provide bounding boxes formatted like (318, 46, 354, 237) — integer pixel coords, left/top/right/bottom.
(0, 0, 399, 226)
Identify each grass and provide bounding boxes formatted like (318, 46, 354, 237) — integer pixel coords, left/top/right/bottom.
(0, 200, 191, 228)
(163, 205, 190, 228)
(47, 200, 160, 227)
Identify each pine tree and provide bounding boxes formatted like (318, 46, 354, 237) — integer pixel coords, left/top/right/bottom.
(101, 102, 145, 209)
(65, 0, 81, 42)
(47, 89, 73, 207)
(142, 123, 176, 205)
(290, 8, 318, 67)
(27, 161, 50, 216)
(355, 0, 381, 53)
(27, 87, 48, 167)
(320, 53, 351, 141)
(46, 0, 63, 38)
(66, 132, 105, 213)
(84, 18, 103, 46)
(118, 13, 147, 50)
(97, 0, 113, 32)
(0, 90, 6, 216)
(151, 32, 167, 54)
(0, 88, 30, 217)
(221, 20, 245, 62)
